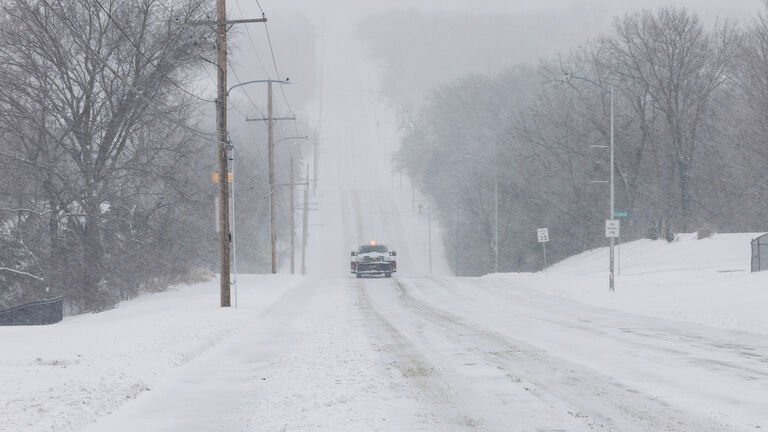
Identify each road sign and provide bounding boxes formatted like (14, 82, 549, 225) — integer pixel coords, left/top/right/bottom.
(537, 228, 549, 243)
(606, 219, 620, 238)
(613, 211, 628, 218)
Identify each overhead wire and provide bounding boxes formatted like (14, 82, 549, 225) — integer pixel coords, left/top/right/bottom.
(200, 64, 255, 130)
(262, 21, 296, 118)
(233, 0, 271, 79)
(258, 13, 302, 143)
(38, 0, 217, 140)
(92, 0, 215, 103)
(250, 0, 298, 125)
(227, 58, 266, 118)
(253, 0, 266, 16)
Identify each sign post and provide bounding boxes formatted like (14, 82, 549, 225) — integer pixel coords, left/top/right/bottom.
(612, 212, 627, 275)
(605, 220, 620, 291)
(537, 228, 549, 270)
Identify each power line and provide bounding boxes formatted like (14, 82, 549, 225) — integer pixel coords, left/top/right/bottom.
(93, 0, 215, 103)
(38, 0, 216, 140)
(262, 22, 296, 118)
(202, 63, 251, 121)
(233, 0, 271, 79)
(231, 145, 262, 187)
(227, 58, 266, 118)
(253, 0, 266, 16)
(259, 18, 302, 142)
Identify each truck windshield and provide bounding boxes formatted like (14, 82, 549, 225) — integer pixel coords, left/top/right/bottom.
(359, 245, 388, 253)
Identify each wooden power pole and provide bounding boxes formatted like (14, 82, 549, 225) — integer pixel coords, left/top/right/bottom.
(312, 129, 319, 196)
(215, 0, 230, 307)
(289, 156, 295, 274)
(245, 80, 294, 274)
(206, 0, 266, 306)
(301, 164, 310, 275)
(267, 81, 276, 274)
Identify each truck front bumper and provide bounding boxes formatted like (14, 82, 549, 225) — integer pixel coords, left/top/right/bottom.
(352, 263, 395, 274)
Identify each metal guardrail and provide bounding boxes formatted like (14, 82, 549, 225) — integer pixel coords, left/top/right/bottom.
(0, 296, 63, 326)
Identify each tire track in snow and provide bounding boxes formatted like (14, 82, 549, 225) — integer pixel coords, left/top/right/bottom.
(353, 278, 489, 431)
(433, 276, 768, 402)
(388, 277, 741, 432)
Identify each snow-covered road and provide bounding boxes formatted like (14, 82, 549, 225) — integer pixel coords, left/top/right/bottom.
(75, 272, 766, 431)
(74, 182, 766, 431)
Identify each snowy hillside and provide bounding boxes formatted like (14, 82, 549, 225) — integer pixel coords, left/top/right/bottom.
(487, 233, 768, 335)
(0, 276, 306, 432)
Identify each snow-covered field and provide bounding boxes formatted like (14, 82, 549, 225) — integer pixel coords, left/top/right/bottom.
(490, 232, 768, 335)
(0, 275, 305, 431)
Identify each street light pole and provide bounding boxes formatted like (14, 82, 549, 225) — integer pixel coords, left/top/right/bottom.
(559, 74, 616, 292)
(609, 85, 615, 292)
(275, 135, 309, 145)
(494, 179, 498, 273)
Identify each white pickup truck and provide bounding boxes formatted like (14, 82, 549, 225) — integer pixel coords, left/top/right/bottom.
(350, 243, 397, 278)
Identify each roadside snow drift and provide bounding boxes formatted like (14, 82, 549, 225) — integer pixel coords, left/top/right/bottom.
(0, 275, 305, 432)
(486, 232, 768, 335)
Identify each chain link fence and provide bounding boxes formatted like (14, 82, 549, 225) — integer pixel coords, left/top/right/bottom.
(751, 234, 768, 272)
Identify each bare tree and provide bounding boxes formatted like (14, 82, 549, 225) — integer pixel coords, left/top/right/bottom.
(604, 8, 738, 230)
(0, 0, 213, 311)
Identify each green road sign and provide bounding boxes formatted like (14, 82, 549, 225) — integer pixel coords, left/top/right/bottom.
(614, 211, 628, 218)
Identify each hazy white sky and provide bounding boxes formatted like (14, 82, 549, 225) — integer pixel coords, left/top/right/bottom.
(227, 0, 764, 110)
(223, 0, 765, 174)
(248, 0, 761, 24)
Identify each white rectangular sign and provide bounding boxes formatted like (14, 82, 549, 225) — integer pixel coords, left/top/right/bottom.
(605, 219, 620, 238)
(537, 228, 549, 243)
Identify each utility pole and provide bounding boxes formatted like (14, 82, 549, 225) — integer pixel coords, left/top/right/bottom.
(268, 81, 276, 274)
(301, 164, 310, 275)
(313, 129, 319, 196)
(199, 1, 266, 307)
(609, 85, 615, 292)
(274, 136, 307, 275)
(558, 73, 617, 292)
(289, 156, 295, 274)
(215, 0, 230, 307)
(455, 206, 459, 276)
(277, 161, 311, 274)
(244, 80, 293, 274)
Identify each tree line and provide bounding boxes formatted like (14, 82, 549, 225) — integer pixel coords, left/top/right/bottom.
(396, 6, 768, 275)
(0, 0, 297, 312)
